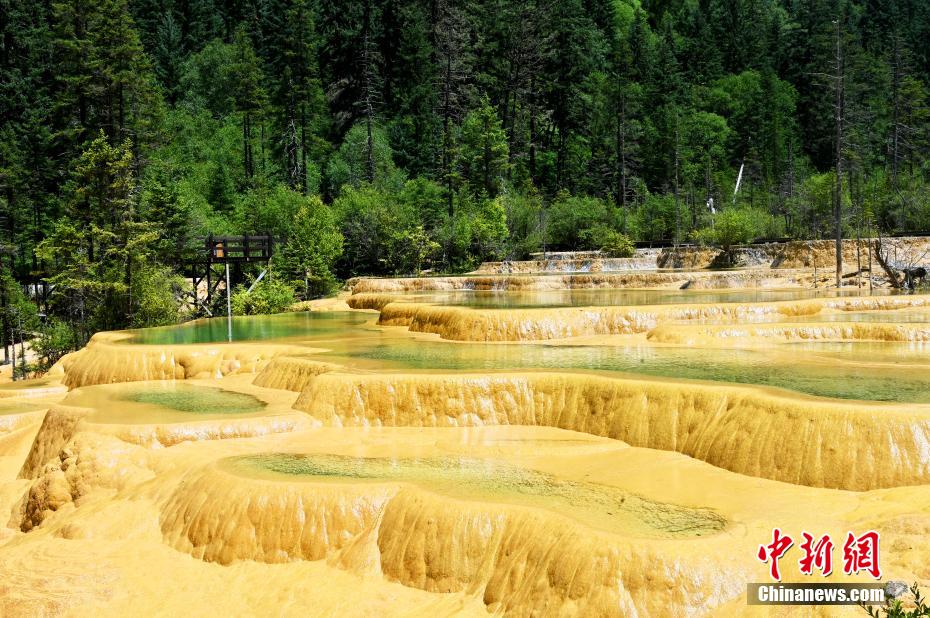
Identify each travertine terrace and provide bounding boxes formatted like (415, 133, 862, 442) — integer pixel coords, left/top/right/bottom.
(2, 268, 930, 616)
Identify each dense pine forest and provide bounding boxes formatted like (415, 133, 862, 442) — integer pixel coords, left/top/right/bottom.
(2, 0, 930, 365)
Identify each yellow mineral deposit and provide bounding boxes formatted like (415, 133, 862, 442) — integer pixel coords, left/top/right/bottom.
(3, 271, 930, 616)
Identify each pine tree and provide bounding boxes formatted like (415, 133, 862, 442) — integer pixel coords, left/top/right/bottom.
(457, 96, 509, 197)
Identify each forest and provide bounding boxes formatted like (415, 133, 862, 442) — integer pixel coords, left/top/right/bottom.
(1, 0, 930, 368)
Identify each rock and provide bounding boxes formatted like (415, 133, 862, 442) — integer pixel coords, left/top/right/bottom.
(884, 580, 909, 599)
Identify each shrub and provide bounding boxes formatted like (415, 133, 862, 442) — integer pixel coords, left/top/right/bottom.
(578, 224, 635, 257)
(689, 226, 717, 247)
(277, 196, 343, 298)
(32, 318, 81, 375)
(131, 265, 188, 328)
(630, 193, 678, 241)
(231, 278, 296, 315)
(546, 193, 612, 250)
(598, 229, 636, 258)
(691, 207, 764, 252)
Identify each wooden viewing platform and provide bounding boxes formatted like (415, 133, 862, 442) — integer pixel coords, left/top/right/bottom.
(186, 234, 284, 318)
(205, 234, 281, 263)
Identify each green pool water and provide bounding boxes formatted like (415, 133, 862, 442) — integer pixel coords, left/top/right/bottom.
(119, 296, 930, 403)
(320, 338, 930, 403)
(232, 453, 726, 538)
(122, 385, 266, 414)
(127, 311, 374, 345)
(62, 382, 268, 424)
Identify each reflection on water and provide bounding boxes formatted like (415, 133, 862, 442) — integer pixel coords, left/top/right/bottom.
(117, 288, 930, 403)
(232, 453, 726, 538)
(127, 311, 374, 345)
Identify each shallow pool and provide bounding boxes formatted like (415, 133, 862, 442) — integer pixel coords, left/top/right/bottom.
(230, 453, 726, 538)
(127, 311, 374, 345)
(63, 383, 267, 424)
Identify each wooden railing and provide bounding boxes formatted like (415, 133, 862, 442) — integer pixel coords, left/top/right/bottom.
(204, 234, 280, 263)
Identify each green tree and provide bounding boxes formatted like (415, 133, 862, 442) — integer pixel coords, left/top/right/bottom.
(326, 123, 404, 195)
(545, 193, 613, 250)
(456, 96, 510, 197)
(276, 196, 343, 297)
(37, 134, 169, 341)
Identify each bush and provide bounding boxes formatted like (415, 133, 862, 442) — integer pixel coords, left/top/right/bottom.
(230, 278, 296, 315)
(598, 229, 636, 258)
(689, 226, 717, 247)
(629, 193, 678, 242)
(434, 192, 509, 271)
(691, 207, 764, 251)
(388, 225, 441, 274)
(578, 224, 635, 257)
(31, 318, 81, 375)
(131, 265, 187, 328)
(333, 184, 414, 276)
(277, 196, 343, 298)
(500, 189, 544, 259)
(546, 193, 612, 250)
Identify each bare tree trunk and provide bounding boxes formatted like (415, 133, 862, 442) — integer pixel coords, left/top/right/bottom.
(874, 238, 902, 288)
(833, 16, 845, 289)
(856, 220, 861, 288)
(362, 1, 375, 183)
(529, 76, 537, 185)
(443, 52, 453, 215)
(616, 91, 628, 210)
(673, 116, 681, 249)
(867, 222, 873, 292)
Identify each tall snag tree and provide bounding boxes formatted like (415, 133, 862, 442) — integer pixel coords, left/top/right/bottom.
(833, 12, 846, 287)
(260, 0, 327, 193)
(433, 0, 471, 215)
(230, 28, 266, 184)
(358, 0, 381, 183)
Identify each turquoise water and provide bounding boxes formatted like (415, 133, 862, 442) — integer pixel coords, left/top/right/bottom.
(233, 453, 726, 537)
(118, 290, 930, 403)
(321, 339, 930, 403)
(127, 311, 373, 345)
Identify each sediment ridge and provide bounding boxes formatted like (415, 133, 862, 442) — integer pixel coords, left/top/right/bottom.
(348, 293, 930, 342)
(349, 269, 812, 294)
(160, 464, 745, 616)
(53, 332, 299, 388)
(294, 371, 930, 490)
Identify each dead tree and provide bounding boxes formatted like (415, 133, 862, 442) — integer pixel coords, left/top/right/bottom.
(433, 0, 470, 216)
(360, 0, 379, 183)
(832, 16, 845, 289)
